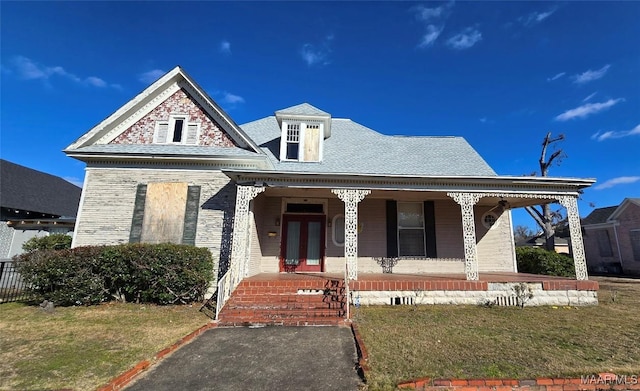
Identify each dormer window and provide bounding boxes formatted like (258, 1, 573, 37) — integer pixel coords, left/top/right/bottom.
(154, 115, 199, 145)
(286, 123, 300, 160)
(275, 103, 332, 162)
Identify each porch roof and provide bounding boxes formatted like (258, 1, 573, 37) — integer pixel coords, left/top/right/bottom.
(224, 169, 594, 193)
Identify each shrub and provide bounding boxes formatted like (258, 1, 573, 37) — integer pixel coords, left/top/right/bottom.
(22, 233, 72, 252)
(516, 247, 575, 277)
(13, 246, 105, 306)
(14, 243, 213, 306)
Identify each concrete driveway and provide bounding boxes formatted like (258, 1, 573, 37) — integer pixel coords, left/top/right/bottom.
(125, 326, 363, 391)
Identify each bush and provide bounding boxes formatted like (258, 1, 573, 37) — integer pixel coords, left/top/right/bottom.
(13, 246, 105, 306)
(516, 247, 575, 277)
(14, 243, 213, 306)
(22, 233, 72, 252)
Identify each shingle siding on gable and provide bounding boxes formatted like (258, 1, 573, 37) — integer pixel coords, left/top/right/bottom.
(111, 89, 237, 147)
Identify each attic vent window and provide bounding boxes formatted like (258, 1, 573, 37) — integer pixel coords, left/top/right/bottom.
(154, 115, 199, 145)
(286, 123, 300, 160)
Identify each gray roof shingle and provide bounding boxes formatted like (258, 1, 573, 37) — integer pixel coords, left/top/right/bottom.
(275, 103, 330, 117)
(240, 116, 497, 176)
(0, 159, 82, 217)
(582, 206, 617, 225)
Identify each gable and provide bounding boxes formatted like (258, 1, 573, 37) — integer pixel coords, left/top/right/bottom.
(110, 88, 236, 147)
(66, 66, 262, 154)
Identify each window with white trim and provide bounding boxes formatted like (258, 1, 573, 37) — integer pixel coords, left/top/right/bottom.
(285, 123, 300, 160)
(154, 115, 199, 145)
(397, 202, 426, 257)
(332, 214, 345, 246)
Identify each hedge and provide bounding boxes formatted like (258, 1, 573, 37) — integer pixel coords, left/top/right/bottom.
(14, 243, 213, 306)
(22, 233, 72, 252)
(516, 246, 576, 277)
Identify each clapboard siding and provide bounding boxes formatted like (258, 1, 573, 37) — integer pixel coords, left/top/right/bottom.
(258, 196, 282, 273)
(247, 196, 264, 276)
(73, 167, 234, 279)
(476, 208, 516, 272)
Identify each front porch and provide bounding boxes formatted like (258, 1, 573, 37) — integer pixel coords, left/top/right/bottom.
(215, 272, 599, 326)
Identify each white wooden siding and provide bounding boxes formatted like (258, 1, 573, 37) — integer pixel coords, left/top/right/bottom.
(73, 167, 235, 279)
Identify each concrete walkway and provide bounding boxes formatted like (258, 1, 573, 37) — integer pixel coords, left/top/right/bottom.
(125, 326, 363, 391)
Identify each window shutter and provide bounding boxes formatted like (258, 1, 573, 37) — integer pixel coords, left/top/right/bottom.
(424, 201, 437, 258)
(155, 122, 169, 143)
(182, 186, 201, 245)
(185, 123, 198, 145)
(129, 184, 148, 243)
(386, 200, 398, 257)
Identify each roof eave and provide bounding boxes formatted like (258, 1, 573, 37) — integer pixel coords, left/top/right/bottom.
(222, 169, 595, 192)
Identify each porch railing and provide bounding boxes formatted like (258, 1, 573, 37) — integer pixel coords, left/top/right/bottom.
(215, 270, 234, 319)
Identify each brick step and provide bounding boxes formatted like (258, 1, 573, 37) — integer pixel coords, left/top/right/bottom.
(237, 281, 345, 291)
(227, 294, 346, 304)
(224, 301, 346, 310)
(217, 318, 343, 327)
(233, 287, 345, 295)
(219, 308, 345, 319)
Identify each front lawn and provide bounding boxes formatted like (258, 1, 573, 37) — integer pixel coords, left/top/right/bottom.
(0, 302, 210, 391)
(355, 277, 640, 390)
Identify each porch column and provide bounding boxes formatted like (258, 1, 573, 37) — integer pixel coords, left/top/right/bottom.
(230, 185, 265, 285)
(557, 195, 589, 280)
(447, 192, 482, 281)
(332, 189, 371, 280)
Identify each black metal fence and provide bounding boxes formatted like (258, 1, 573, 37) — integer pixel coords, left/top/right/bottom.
(0, 260, 31, 303)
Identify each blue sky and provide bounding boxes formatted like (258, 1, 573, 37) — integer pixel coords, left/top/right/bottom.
(1, 1, 639, 229)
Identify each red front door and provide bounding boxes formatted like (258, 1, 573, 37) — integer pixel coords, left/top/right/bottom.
(280, 215, 325, 272)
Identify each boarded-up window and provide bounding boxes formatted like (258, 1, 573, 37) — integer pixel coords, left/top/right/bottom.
(596, 230, 613, 257)
(304, 123, 320, 162)
(129, 182, 200, 245)
(630, 230, 640, 262)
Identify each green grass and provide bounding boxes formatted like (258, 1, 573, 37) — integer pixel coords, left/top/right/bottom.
(355, 277, 640, 390)
(0, 302, 210, 391)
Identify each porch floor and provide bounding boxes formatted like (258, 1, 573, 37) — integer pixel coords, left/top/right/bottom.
(244, 272, 599, 292)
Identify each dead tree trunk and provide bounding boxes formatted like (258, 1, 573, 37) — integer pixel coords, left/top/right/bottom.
(528, 132, 565, 252)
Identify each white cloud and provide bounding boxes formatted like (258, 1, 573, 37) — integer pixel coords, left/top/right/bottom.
(573, 64, 611, 84)
(591, 123, 640, 141)
(418, 25, 444, 48)
(138, 69, 165, 84)
(85, 76, 107, 88)
(222, 92, 245, 104)
(446, 27, 482, 50)
(554, 98, 624, 121)
(220, 40, 231, 54)
(7, 55, 118, 89)
(413, 2, 452, 22)
(520, 7, 557, 26)
(412, 2, 453, 49)
(300, 35, 333, 66)
(594, 176, 640, 190)
(582, 92, 597, 102)
(547, 72, 565, 81)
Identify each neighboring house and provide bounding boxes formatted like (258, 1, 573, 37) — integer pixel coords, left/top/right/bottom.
(0, 159, 81, 259)
(516, 234, 570, 254)
(64, 67, 595, 313)
(582, 198, 640, 275)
